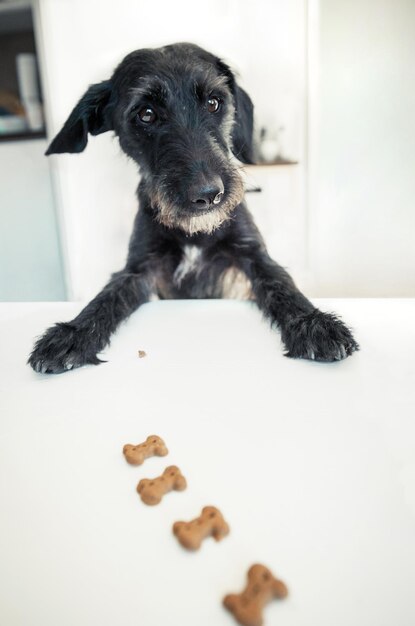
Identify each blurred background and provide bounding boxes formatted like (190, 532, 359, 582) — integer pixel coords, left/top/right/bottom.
(0, 0, 414, 302)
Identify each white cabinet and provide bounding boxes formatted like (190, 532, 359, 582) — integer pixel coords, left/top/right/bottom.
(37, 0, 307, 300)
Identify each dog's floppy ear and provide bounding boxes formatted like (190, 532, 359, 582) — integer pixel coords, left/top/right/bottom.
(217, 60, 255, 164)
(46, 80, 114, 155)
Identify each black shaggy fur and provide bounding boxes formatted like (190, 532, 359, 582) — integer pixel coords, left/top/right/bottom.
(28, 43, 358, 374)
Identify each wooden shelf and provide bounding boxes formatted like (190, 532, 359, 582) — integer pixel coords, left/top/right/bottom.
(0, 1, 32, 34)
(245, 159, 298, 168)
(0, 130, 46, 143)
(0, 0, 31, 10)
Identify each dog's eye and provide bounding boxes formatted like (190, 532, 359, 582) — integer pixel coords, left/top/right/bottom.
(137, 107, 157, 124)
(207, 97, 221, 113)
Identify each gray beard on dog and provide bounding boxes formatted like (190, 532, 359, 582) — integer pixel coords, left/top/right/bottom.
(152, 171, 244, 235)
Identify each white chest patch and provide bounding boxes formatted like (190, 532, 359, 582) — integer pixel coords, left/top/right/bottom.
(173, 245, 202, 286)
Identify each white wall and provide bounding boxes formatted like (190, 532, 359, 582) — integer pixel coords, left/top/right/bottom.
(37, 0, 307, 300)
(310, 0, 415, 296)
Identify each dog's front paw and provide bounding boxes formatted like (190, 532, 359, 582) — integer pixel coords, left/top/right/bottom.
(281, 310, 359, 362)
(28, 322, 104, 374)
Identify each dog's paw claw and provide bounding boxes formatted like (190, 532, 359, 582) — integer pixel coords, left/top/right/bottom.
(282, 310, 359, 363)
(28, 322, 104, 375)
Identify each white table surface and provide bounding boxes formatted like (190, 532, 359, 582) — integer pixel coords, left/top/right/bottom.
(1, 298, 414, 626)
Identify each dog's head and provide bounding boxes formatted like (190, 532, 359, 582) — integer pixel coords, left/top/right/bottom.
(47, 43, 255, 235)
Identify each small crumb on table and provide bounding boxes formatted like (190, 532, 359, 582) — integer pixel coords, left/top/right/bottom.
(138, 350, 147, 358)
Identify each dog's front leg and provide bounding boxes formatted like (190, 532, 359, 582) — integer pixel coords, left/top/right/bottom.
(28, 270, 153, 374)
(243, 252, 359, 362)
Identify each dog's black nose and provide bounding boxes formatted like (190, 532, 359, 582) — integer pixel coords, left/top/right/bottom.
(190, 176, 224, 209)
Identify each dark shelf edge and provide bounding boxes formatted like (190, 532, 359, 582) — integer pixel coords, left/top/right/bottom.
(0, 131, 47, 143)
(247, 160, 299, 167)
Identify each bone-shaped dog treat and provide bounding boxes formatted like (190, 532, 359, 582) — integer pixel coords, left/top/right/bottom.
(223, 564, 288, 626)
(123, 435, 168, 465)
(137, 465, 187, 505)
(173, 506, 230, 550)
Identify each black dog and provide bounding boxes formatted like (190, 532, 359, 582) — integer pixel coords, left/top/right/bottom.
(28, 43, 358, 374)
